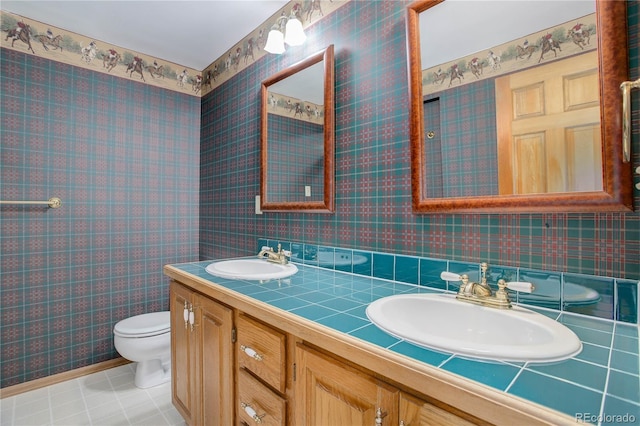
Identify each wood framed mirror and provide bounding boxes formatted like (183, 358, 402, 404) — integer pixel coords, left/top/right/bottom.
(407, 0, 633, 213)
(260, 45, 335, 212)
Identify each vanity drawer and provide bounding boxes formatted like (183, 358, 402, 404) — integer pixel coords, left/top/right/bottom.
(236, 314, 286, 392)
(238, 368, 286, 426)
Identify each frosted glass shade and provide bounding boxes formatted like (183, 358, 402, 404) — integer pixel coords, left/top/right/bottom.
(264, 29, 285, 54)
(284, 18, 306, 46)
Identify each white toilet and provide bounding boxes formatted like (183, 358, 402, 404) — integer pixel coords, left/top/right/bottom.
(113, 311, 171, 389)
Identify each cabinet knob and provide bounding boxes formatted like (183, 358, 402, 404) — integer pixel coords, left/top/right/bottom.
(240, 345, 264, 361)
(241, 402, 265, 423)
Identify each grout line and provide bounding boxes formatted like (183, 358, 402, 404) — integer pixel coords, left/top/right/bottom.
(596, 322, 617, 426)
(46, 385, 55, 425)
(503, 364, 525, 393)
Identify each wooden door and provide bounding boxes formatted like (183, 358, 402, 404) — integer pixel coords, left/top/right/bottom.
(170, 282, 196, 425)
(195, 294, 234, 426)
(294, 344, 399, 426)
(496, 51, 602, 195)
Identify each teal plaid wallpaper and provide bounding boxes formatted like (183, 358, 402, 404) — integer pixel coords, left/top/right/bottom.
(0, 51, 200, 387)
(0, 0, 638, 390)
(200, 1, 639, 280)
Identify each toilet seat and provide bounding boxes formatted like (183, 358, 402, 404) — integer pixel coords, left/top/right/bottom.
(114, 311, 170, 338)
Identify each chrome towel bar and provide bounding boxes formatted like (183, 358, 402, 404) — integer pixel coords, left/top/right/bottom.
(0, 197, 62, 208)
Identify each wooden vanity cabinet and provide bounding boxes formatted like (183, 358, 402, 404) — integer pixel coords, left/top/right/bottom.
(166, 266, 576, 426)
(170, 281, 234, 426)
(170, 280, 480, 426)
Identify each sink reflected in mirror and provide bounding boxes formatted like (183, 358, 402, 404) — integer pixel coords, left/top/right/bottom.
(205, 259, 298, 280)
(316, 251, 368, 267)
(366, 293, 582, 363)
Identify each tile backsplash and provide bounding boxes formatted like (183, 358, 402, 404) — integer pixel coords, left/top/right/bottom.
(259, 239, 639, 324)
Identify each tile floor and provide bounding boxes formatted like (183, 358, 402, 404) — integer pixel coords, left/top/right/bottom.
(1, 364, 186, 426)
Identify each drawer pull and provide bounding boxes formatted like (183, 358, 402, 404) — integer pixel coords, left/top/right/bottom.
(241, 402, 265, 423)
(188, 305, 195, 332)
(240, 345, 264, 361)
(183, 301, 189, 329)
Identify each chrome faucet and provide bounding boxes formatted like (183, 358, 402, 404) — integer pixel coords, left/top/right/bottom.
(441, 262, 534, 309)
(257, 244, 291, 265)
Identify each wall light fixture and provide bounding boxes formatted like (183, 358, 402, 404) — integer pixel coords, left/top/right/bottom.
(264, 13, 306, 54)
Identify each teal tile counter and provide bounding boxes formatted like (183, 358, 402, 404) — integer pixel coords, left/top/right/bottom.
(167, 260, 639, 425)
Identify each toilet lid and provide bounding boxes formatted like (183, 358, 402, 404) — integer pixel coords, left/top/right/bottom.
(114, 311, 170, 338)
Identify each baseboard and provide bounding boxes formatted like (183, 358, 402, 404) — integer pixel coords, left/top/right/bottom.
(0, 358, 131, 399)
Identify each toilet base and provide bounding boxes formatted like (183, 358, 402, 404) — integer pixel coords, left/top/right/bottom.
(133, 359, 171, 389)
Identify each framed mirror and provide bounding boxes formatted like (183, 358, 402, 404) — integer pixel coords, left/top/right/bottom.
(260, 45, 335, 212)
(407, 0, 633, 213)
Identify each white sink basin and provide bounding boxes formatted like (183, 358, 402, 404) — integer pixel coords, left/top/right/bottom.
(205, 259, 298, 280)
(366, 293, 582, 363)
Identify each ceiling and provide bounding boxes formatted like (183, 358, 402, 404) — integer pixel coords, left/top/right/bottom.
(1, 0, 290, 70)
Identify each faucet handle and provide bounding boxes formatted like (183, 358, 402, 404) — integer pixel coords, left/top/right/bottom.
(505, 281, 535, 293)
(440, 271, 462, 281)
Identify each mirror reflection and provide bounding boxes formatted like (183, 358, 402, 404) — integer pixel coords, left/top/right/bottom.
(422, 1, 599, 197)
(407, 0, 632, 213)
(267, 61, 325, 202)
(261, 45, 335, 212)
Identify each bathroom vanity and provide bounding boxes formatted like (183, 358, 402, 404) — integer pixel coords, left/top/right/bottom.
(164, 261, 606, 425)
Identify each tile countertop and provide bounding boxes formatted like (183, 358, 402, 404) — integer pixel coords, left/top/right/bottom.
(167, 260, 639, 425)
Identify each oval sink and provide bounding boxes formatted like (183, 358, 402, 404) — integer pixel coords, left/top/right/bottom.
(366, 293, 582, 363)
(205, 259, 298, 280)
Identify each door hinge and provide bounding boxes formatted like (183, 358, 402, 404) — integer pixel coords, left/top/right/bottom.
(231, 326, 237, 343)
(293, 362, 296, 381)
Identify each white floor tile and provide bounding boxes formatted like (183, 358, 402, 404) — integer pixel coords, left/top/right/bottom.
(54, 410, 92, 426)
(51, 399, 88, 422)
(12, 397, 49, 419)
(1, 364, 183, 426)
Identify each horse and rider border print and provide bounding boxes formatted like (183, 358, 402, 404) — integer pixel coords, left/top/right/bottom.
(0, 1, 348, 97)
(422, 13, 597, 97)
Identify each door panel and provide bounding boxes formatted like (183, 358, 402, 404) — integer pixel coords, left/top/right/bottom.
(497, 51, 601, 194)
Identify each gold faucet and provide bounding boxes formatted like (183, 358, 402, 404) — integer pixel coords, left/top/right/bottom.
(257, 244, 291, 265)
(441, 262, 534, 309)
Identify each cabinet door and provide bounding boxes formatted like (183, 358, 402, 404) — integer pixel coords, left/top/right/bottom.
(399, 392, 478, 426)
(196, 294, 234, 426)
(170, 282, 196, 424)
(295, 344, 399, 426)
